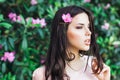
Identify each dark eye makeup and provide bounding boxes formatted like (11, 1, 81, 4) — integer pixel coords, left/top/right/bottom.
(75, 26, 83, 29)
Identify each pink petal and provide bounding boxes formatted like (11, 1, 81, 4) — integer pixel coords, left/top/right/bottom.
(1, 56, 7, 61)
(40, 18, 46, 27)
(8, 12, 17, 19)
(36, 18, 41, 24)
(62, 13, 72, 23)
(32, 18, 41, 24)
(62, 14, 66, 20)
(12, 17, 17, 22)
(31, 0, 37, 5)
(101, 23, 110, 30)
(104, 3, 111, 9)
(4, 52, 10, 58)
(7, 56, 15, 62)
(17, 15, 22, 22)
(84, 0, 91, 3)
(7, 52, 15, 62)
(32, 18, 36, 24)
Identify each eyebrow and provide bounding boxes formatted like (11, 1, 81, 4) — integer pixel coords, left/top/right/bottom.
(77, 23, 84, 25)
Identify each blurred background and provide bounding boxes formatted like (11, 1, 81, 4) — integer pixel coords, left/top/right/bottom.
(0, 0, 120, 80)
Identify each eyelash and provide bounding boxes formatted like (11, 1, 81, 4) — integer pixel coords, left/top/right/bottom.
(75, 25, 90, 30)
(76, 26, 83, 29)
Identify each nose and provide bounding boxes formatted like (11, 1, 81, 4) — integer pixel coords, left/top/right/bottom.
(85, 27, 91, 36)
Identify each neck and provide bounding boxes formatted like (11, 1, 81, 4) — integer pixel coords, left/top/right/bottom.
(65, 47, 86, 71)
(66, 53, 86, 72)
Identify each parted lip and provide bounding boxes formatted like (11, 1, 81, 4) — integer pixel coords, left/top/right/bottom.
(84, 39, 91, 45)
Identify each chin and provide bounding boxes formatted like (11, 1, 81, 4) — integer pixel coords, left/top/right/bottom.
(82, 46, 90, 51)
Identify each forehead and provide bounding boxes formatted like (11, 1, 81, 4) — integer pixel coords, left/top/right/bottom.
(71, 13, 89, 25)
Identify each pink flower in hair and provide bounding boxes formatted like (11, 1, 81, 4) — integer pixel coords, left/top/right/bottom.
(62, 13, 72, 23)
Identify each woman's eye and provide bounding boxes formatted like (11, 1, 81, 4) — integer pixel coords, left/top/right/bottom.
(76, 26, 83, 29)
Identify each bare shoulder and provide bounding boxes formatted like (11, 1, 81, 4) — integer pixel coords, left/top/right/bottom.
(32, 66, 45, 80)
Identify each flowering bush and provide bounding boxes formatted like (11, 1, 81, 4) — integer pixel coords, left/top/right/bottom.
(0, 0, 120, 80)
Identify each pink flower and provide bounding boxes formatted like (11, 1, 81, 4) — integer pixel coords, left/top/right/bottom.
(62, 13, 72, 23)
(31, 0, 37, 5)
(1, 52, 15, 63)
(1, 56, 7, 62)
(104, 3, 111, 9)
(17, 15, 22, 22)
(101, 22, 110, 30)
(8, 12, 17, 22)
(84, 0, 91, 3)
(26, 17, 30, 22)
(32, 18, 41, 24)
(12, 17, 17, 22)
(39, 18, 46, 27)
(8, 12, 17, 19)
(32, 18, 46, 27)
(32, 18, 41, 28)
(8, 13, 22, 22)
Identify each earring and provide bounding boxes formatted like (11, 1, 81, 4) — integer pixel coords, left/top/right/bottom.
(79, 53, 84, 57)
(79, 50, 85, 57)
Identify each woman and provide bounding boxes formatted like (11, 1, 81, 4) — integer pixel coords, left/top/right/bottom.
(32, 5, 110, 80)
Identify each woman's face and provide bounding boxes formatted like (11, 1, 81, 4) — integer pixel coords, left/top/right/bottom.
(67, 12, 91, 53)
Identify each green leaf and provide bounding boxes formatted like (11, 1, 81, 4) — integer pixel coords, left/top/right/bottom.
(8, 37, 15, 49)
(32, 24, 41, 27)
(3, 38, 8, 51)
(2, 63, 6, 73)
(28, 6, 37, 12)
(0, 0, 5, 3)
(37, 29, 44, 39)
(109, 36, 115, 43)
(97, 37, 103, 44)
(55, 1, 61, 8)
(0, 14, 4, 21)
(26, 17, 32, 27)
(21, 35, 28, 50)
(18, 15, 25, 25)
(0, 22, 12, 29)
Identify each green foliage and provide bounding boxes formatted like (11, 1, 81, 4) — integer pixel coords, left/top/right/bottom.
(0, 0, 120, 80)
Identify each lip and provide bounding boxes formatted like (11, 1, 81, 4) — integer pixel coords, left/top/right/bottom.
(84, 39, 91, 46)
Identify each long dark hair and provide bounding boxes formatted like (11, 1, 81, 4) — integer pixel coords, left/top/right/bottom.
(45, 5, 103, 80)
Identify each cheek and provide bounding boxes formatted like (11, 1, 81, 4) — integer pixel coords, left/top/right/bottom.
(67, 31, 82, 42)
(67, 32, 76, 39)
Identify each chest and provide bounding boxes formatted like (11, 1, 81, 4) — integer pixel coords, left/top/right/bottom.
(66, 71, 98, 80)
